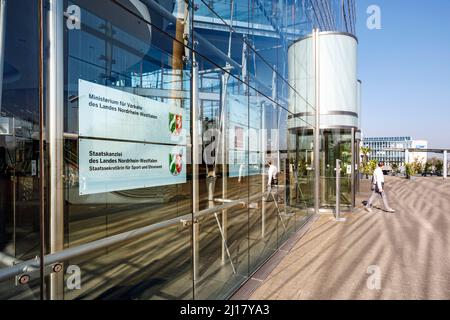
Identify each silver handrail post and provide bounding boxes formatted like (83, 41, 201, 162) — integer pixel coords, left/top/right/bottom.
(336, 159, 346, 222)
(220, 0, 234, 263)
(351, 127, 355, 209)
(261, 102, 266, 238)
(48, 0, 64, 300)
(220, 71, 229, 265)
(444, 150, 448, 179)
(192, 52, 200, 282)
(313, 28, 321, 215)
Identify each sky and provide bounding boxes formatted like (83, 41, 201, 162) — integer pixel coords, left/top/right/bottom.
(357, 0, 450, 148)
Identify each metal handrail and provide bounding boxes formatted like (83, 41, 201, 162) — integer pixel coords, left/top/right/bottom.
(0, 193, 264, 283)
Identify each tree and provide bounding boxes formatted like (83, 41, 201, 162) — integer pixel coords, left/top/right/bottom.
(405, 163, 414, 179)
(411, 157, 424, 175)
(435, 159, 444, 174)
(360, 146, 372, 164)
(360, 146, 372, 178)
(362, 159, 377, 178)
(391, 163, 399, 173)
(423, 161, 432, 176)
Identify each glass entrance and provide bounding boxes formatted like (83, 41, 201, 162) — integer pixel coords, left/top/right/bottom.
(289, 128, 354, 211)
(320, 129, 352, 209)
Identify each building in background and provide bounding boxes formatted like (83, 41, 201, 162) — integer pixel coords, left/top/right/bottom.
(409, 140, 428, 165)
(363, 136, 428, 166)
(0, 0, 358, 300)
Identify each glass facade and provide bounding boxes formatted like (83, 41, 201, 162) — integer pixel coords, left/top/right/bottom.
(0, 0, 356, 300)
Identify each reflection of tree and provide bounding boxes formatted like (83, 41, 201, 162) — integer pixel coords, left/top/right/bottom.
(297, 159, 307, 176)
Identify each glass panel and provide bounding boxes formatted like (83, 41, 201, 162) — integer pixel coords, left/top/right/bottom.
(247, 89, 278, 273)
(0, 0, 358, 300)
(0, 0, 42, 299)
(194, 53, 250, 298)
(194, 0, 246, 82)
(62, 224, 193, 300)
(61, 0, 193, 299)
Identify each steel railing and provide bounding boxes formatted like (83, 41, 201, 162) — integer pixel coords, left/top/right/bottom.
(0, 192, 264, 283)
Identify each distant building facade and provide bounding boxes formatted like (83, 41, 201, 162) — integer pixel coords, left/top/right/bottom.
(409, 140, 428, 165)
(363, 136, 428, 166)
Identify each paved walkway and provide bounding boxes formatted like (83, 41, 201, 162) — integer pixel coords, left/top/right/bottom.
(249, 176, 450, 299)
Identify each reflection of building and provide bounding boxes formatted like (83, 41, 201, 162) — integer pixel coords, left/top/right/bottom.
(0, 0, 357, 300)
(363, 137, 428, 166)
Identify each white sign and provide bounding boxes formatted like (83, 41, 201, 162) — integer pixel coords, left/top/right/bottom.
(79, 138, 186, 195)
(78, 79, 186, 145)
(347, 164, 352, 175)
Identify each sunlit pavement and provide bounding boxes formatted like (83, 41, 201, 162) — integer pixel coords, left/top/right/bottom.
(248, 176, 450, 300)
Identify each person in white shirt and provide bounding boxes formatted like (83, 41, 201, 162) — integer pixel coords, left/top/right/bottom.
(365, 162, 395, 213)
(263, 161, 278, 201)
(267, 161, 278, 188)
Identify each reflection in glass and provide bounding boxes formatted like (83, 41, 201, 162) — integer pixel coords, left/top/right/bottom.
(0, 0, 357, 300)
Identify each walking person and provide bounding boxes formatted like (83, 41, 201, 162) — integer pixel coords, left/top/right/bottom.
(365, 162, 395, 213)
(264, 160, 278, 201)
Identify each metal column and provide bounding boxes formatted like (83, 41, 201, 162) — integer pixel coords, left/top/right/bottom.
(191, 53, 200, 282)
(221, 72, 228, 265)
(272, 67, 280, 171)
(356, 139, 361, 193)
(351, 127, 355, 209)
(38, 0, 46, 299)
(0, 0, 6, 113)
(444, 150, 448, 179)
(261, 102, 266, 238)
(47, 0, 65, 299)
(335, 159, 345, 222)
(313, 28, 321, 215)
(219, 0, 234, 265)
